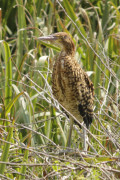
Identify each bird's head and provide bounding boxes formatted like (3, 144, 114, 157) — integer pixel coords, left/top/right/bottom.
(38, 32, 75, 56)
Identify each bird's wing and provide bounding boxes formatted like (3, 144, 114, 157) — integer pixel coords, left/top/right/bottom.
(83, 72, 94, 97)
(78, 71, 94, 128)
(66, 62, 94, 128)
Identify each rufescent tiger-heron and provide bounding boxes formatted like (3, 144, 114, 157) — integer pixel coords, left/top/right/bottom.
(37, 32, 94, 152)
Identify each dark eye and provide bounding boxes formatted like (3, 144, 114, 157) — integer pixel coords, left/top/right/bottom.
(64, 35, 68, 39)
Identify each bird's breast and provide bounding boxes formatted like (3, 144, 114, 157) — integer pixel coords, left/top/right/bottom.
(52, 56, 76, 106)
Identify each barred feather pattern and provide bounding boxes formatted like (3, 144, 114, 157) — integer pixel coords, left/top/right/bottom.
(52, 52, 94, 128)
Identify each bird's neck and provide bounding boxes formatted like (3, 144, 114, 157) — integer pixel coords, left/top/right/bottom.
(58, 50, 75, 64)
(60, 50, 67, 57)
(64, 42, 75, 56)
(60, 49, 75, 57)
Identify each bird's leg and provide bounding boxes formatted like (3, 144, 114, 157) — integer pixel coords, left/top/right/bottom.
(83, 124, 88, 153)
(67, 117, 74, 147)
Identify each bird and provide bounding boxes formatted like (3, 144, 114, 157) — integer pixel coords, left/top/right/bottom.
(38, 32, 94, 150)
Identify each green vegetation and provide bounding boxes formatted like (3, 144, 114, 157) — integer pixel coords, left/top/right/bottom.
(0, 0, 120, 179)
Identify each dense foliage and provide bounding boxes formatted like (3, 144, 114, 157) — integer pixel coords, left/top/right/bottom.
(0, 0, 120, 179)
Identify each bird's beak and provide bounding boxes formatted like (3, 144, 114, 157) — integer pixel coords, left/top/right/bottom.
(37, 34, 59, 41)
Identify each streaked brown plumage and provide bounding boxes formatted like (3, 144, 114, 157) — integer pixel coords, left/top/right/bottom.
(38, 32, 94, 128)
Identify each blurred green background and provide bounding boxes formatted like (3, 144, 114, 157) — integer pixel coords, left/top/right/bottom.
(0, 0, 120, 179)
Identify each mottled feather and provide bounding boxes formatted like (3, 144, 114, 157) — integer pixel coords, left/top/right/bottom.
(52, 52, 94, 128)
(39, 32, 94, 128)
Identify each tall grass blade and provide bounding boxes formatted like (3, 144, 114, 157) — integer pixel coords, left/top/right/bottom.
(0, 119, 14, 174)
(16, 0, 28, 69)
(63, 0, 86, 37)
(3, 41, 12, 108)
(18, 149, 29, 180)
(5, 92, 24, 116)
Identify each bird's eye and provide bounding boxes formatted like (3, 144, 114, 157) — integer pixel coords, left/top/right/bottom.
(64, 35, 68, 39)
